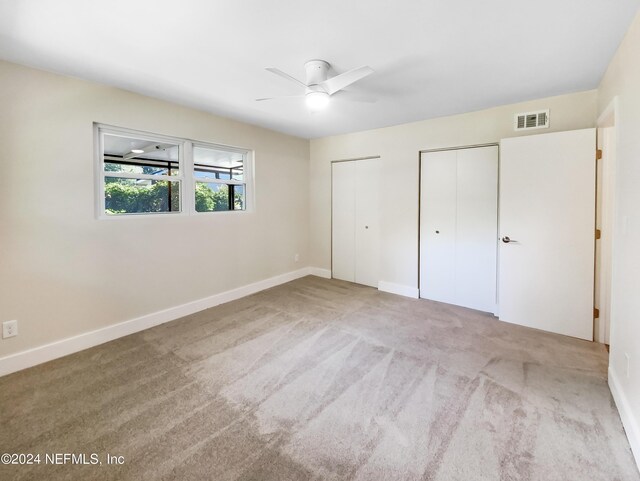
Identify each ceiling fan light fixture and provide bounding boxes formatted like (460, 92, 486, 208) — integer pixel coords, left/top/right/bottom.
(306, 91, 330, 110)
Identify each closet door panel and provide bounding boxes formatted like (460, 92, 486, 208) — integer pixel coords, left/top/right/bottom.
(332, 161, 356, 282)
(455, 146, 498, 312)
(419, 150, 457, 303)
(355, 158, 381, 287)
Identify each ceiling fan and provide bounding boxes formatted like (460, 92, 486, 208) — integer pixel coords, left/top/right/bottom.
(256, 60, 374, 110)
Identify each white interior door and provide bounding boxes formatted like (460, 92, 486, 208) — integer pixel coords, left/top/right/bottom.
(499, 129, 596, 340)
(420, 150, 457, 304)
(332, 161, 356, 282)
(455, 147, 498, 312)
(420, 146, 498, 312)
(355, 158, 381, 287)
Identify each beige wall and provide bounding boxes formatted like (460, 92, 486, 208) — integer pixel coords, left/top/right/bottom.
(0, 60, 310, 357)
(598, 11, 640, 462)
(310, 90, 598, 291)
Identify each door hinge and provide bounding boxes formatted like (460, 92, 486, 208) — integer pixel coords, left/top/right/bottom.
(596, 149, 603, 160)
(595, 229, 601, 240)
(594, 307, 600, 319)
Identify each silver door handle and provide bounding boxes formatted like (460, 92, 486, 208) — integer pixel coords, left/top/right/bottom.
(502, 236, 518, 243)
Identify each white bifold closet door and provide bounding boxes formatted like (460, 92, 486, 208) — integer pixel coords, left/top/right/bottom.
(420, 146, 498, 312)
(332, 158, 380, 287)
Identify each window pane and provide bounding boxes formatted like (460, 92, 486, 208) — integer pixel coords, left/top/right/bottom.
(195, 182, 230, 212)
(194, 182, 246, 212)
(231, 168, 243, 181)
(103, 133, 180, 175)
(104, 177, 180, 215)
(194, 170, 231, 181)
(193, 146, 244, 181)
(234, 184, 245, 210)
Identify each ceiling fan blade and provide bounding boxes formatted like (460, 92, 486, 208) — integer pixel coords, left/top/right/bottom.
(265, 67, 308, 89)
(255, 94, 305, 102)
(319, 66, 374, 95)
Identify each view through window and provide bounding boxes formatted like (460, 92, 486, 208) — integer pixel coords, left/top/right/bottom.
(97, 126, 250, 216)
(193, 145, 246, 212)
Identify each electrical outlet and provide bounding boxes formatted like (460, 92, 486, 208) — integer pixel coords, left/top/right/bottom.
(625, 352, 630, 378)
(294, 253, 299, 263)
(2, 320, 18, 339)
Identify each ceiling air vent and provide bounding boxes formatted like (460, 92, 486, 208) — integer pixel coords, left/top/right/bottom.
(514, 109, 549, 131)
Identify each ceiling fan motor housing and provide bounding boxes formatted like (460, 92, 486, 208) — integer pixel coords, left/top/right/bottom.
(304, 60, 330, 90)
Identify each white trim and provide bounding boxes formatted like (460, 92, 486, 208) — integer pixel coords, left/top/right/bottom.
(595, 95, 618, 345)
(597, 96, 619, 127)
(609, 366, 640, 470)
(195, 178, 244, 186)
(246, 150, 255, 213)
(96, 124, 188, 219)
(191, 139, 251, 156)
(309, 267, 332, 279)
(103, 171, 179, 182)
(378, 281, 419, 299)
(0, 268, 313, 378)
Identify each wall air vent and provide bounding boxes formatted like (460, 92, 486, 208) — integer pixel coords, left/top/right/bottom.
(514, 109, 549, 131)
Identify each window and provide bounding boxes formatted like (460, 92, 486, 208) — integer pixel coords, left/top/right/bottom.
(96, 125, 251, 217)
(100, 130, 183, 215)
(193, 145, 246, 212)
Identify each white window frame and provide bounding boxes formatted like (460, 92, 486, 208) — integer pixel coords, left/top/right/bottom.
(94, 123, 254, 219)
(191, 141, 252, 214)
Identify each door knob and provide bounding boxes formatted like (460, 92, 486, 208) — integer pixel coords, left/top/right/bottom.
(502, 236, 517, 243)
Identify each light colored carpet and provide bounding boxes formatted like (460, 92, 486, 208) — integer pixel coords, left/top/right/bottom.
(0, 276, 638, 481)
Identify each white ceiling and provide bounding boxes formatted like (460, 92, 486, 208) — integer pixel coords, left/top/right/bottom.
(1, 0, 638, 139)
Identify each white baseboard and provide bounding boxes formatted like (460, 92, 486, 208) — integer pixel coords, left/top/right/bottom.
(308, 267, 332, 279)
(0, 267, 313, 378)
(378, 281, 419, 299)
(609, 366, 640, 470)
